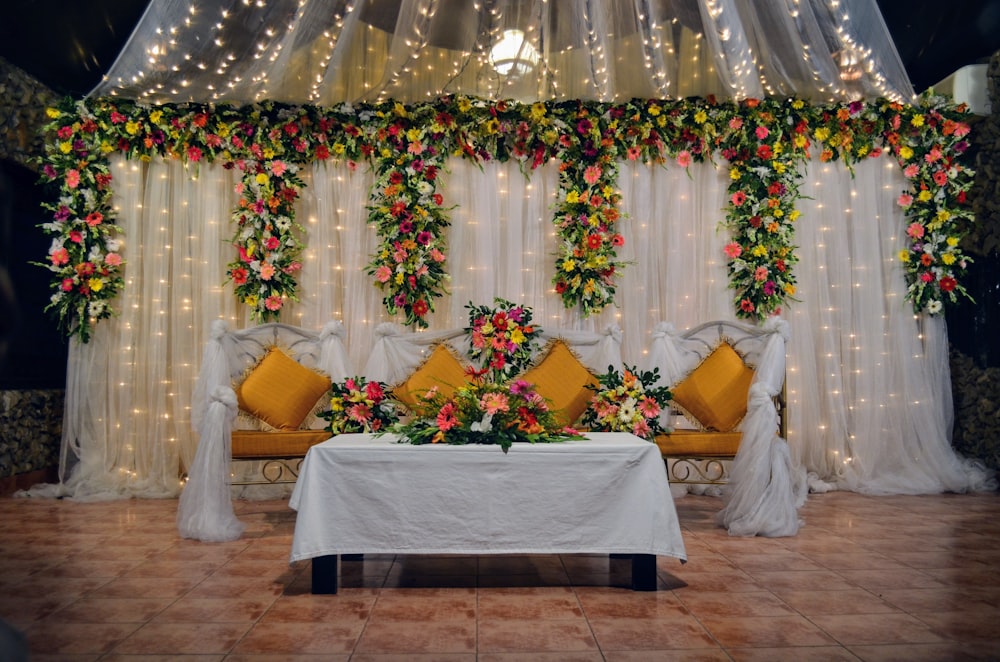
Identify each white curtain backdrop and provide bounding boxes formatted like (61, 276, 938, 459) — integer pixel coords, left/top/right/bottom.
(44, 153, 994, 500)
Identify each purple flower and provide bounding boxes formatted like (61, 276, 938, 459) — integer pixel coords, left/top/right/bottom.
(54, 205, 71, 221)
(399, 220, 414, 234)
(763, 280, 776, 296)
(416, 230, 432, 245)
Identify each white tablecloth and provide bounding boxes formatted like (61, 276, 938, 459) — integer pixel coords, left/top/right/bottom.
(289, 432, 686, 563)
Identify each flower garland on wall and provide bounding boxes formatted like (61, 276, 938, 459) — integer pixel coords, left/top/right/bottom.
(38, 94, 975, 342)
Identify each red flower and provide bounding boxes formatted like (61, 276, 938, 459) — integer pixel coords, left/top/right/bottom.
(412, 299, 429, 316)
(315, 144, 330, 160)
(587, 234, 602, 249)
(939, 276, 957, 292)
(231, 267, 248, 285)
(555, 281, 568, 294)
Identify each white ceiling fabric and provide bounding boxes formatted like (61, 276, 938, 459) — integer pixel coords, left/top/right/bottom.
(90, 0, 915, 104)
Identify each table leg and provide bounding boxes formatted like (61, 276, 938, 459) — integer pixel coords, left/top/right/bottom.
(631, 554, 656, 591)
(311, 555, 339, 594)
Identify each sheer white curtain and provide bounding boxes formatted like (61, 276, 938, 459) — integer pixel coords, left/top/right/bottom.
(40, 152, 993, 500)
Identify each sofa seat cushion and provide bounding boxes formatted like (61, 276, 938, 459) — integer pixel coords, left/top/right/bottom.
(231, 429, 332, 459)
(655, 430, 742, 458)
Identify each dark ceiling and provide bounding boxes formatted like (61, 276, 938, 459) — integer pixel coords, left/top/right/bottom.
(2, 0, 1000, 99)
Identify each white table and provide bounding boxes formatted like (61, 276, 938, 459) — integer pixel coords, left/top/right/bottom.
(289, 432, 687, 592)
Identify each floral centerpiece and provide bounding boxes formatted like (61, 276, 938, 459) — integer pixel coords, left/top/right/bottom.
(389, 374, 583, 453)
(319, 377, 400, 435)
(387, 299, 580, 452)
(465, 298, 541, 381)
(581, 365, 673, 441)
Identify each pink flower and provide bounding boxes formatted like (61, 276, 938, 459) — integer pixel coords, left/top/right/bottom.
(270, 160, 287, 176)
(104, 253, 122, 267)
(66, 169, 80, 189)
(933, 170, 948, 186)
(480, 392, 510, 415)
(407, 141, 424, 155)
(754, 266, 768, 281)
(632, 419, 651, 439)
(906, 222, 925, 239)
(61, 278, 74, 292)
(729, 117, 743, 130)
(375, 265, 392, 283)
(638, 397, 661, 418)
(920, 272, 934, 283)
(903, 164, 920, 178)
(626, 146, 641, 160)
(897, 193, 913, 208)
(740, 298, 755, 313)
(187, 146, 202, 162)
(365, 381, 385, 402)
(429, 248, 446, 263)
(755, 126, 769, 140)
(723, 242, 743, 259)
(265, 236, 280, 250)
(265, 294, 283, 311)
(583, 165, 602, 185)
(259, 263, 276, 280)
(230, 267, 248, 285)
(85, 212, 103, 227)
(347, 403, 372, 423)
(69, 231, 83, 244)
(730, 191, 747, 206)
(436, 402, 459, 431)
(676, 150, 692, 168)
(50, 247, 70, 265)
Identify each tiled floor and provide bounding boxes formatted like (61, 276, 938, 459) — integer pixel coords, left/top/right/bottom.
(1, 490, 999, 661)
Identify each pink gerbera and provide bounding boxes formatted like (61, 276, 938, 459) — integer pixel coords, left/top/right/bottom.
(480, 392, 510, 415)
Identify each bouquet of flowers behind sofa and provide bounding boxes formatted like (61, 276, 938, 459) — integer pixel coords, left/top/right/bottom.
(319, 376, 400, 435)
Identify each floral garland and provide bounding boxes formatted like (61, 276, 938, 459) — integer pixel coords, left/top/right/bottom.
(37, 94, 976, 342)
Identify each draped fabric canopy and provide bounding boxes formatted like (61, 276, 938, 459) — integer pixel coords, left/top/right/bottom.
(92, 0, 914, 105)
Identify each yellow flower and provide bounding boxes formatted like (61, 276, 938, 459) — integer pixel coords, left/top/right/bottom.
(406, 128, 422, 142)
(789, 209, 801, 221)
(393, 102, 408, 117)
(46, 107, 61, 119)
(792, 99, 804, 109)
(333, 143, 346, 155)
(530, 103, 547, 121)
(942, 253, 956, 265)
(729, 167, 741, 180)
(245, 295, 258, 308)
(394, 272, 404, 285)
(100, 141, 114, 153)
(484, 118, 500, 134)
(565, 190, 579, 204)
(510, 328, 525, 344)
(149, 110, 163, 124)
(458, 97, 472, 112)
(814, 127, 830, 141)
(656, 115, 667, 128)
(784, 283, 797, 295)
(125, 121, 139, 135)
(899, 145, 914, 160)
(794, 134, 808, 148)
(216, 123, 230, 137)
(910, 114, 925, 127)
(330, 397, 344, 412)
(59, 141, 72, 154)
(256, 173, 269, 185)
(773, 160, 787, 174)
(773, 141, 784, 155)
(584, 279, 596, 295)
(89, 278, 104, 292)
(918, 190, 932, 202)
(856, 144, 869, 157)
(381, 148, 392, 159)
(752, 245, 768, 257)
(648, 104, 661, 116)
(543, 129, 558, 145)
(773, 208, 784, 218)
(694, 110, 707, 124)
(898, 249, 911, 263)
(936, 209, 950, 223)
(947, 236, 959, 247)
(562, 258, 576, 272)
(263, 148, 275, 159)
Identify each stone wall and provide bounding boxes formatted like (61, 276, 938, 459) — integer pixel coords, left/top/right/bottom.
(0, 390, 63, 478)
(0, 56, 58, 172)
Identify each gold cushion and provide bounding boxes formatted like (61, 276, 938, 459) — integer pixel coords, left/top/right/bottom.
(655, 430, 742, 458)
(520, 339, 597, 427)
(235, 348, 332, 430)
(231, 429, 332, 459)
(671, 343, 754, 432)
(393, 344, 470, 411)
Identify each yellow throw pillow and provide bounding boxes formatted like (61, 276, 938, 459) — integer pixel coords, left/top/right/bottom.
(236, 347, 332, 430)
(671, 342, 755, 432)
(393, 344, 470, 412)
(520, 339, 597, 428)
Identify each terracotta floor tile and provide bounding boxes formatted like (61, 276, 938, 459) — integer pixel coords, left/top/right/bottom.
(370, 587, 478, 622)
(602, 651, 729, 662)
(676, 589, 797, 618)
(808, 612, 948, 646)
(24, 622, 142, 655)
(726, 646, 861, 661)
(911, 608, 1000, 640)
(49, 596, 175, 623)
(152, 596, 278, 622)
(230, 620, 364, 654)
(587, 615, 717, 650)
(478, 652, 604, 662)
(773, 588, 899, 616)
(355, 619, 477, 654)
(847, 641, 1000, 661)
(112, 621, 253, 655)
(477, 618, 598, 653)
(90, 576, 202, 599)
(696, 614, 838, 648)
(478, 586, 584, 620)
(574, 586, 689, 619)
(260, 590, 377, 622)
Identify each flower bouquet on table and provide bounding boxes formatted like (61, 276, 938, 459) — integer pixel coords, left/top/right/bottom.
(390, 372, 583, 453)
(581, 365, 673, 441)
(466, 298, 540, 381)
(319, 377, 400, 435)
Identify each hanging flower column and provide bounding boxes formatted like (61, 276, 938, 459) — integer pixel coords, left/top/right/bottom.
(37, 100, 125, 343)
(551, 104, 627, 316)
(720, 99, 804, 319)
(366, 103, 451, 328)
(226, 158, 305, 320)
